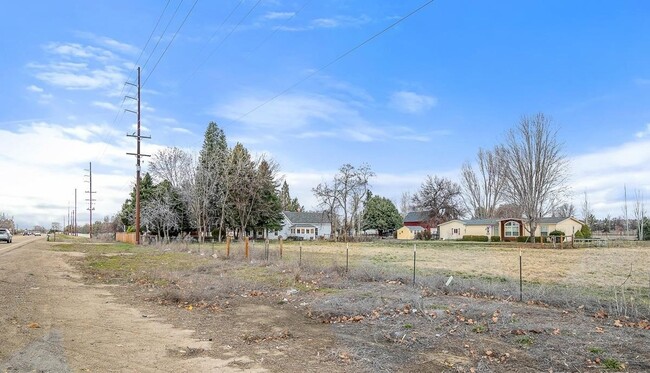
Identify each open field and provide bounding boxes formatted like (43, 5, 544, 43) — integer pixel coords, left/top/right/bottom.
(44, 237, 650, 372)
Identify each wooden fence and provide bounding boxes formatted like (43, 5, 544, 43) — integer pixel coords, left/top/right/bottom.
(116, 232, 137, 244)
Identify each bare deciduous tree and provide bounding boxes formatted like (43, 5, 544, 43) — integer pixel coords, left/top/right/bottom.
(312, 163, 374, 240)
(633, 189, 646, 240)
(500, 113, 569, 240)
(149, 147, 193, 189)
(460, 147, 505, 218)
(554, 203, 576, 218)
(411, 175, 465, 224)
(399, 191, 412, 218)
(582, 191, 592, 227)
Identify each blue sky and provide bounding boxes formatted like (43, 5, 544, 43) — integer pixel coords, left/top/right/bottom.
(1, 0, 650, 229)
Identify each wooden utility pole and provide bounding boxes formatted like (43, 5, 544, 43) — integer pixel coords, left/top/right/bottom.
(85, 162, 95, 238)
(126, 67, 150, 244)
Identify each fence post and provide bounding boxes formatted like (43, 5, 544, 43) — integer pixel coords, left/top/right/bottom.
(519, 249, 523, 302)
(226, 236, 231, 258)
(279, 237, 283, 259)
(245, 237, 249, 259)
(299, 243, 302, 267)
(265, 239, 269, 261)
(413, 243, 416, 287)
(346, 243, 349, 273)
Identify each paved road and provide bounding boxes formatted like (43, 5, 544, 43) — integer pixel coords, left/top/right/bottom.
(0, 238, 264, 372)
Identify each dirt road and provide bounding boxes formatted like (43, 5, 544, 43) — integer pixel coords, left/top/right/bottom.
(0, 238, 265, 372)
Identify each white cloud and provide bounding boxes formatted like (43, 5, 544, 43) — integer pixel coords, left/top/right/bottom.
(389, 91, 438, 113)
(45, 42, 115, 61)
(92, 101, 119, 111)
(34, 64, 126, 91)
(27, 85, 44, 93)
(568, 138, 650, 218)
(263, 11, 295, 20)
(171, 127, 192, 134)
(276, 14, 371, 32)
(635, 123, 650, 138)
(0, 121, 166, 228)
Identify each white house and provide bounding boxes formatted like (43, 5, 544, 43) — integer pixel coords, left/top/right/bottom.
(267, 211, 332, 240)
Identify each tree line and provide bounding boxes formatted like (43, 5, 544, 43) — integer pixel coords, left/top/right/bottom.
(117, 122, 301, 242)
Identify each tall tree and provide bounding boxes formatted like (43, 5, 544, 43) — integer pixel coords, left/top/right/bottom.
(399, 191, 412, 218)
(252, 160, 284, 235)
(362, 194, 402, 236)
(227, 143, 261, 238)
(411, 175, 465, 224)
(499, 113, 568, 240)
(460, 147, 505, 218)
(279, 180, 302, 211)
(197, 122, 229, 241)
(312, 163, 374, 240)
(582, 191, 593, 227)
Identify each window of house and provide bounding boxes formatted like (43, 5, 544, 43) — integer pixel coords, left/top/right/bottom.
(291, 228, 295, 234)
(505, 221, 520, 237)
(452, 228, 460, 234)
(541, 225, 549, 236)
(315, 228, 319, 236)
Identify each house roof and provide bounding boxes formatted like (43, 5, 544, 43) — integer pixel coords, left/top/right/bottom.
(403, 211, 431, 223)
(400, 225, 424, 232)
(465, 218, 499, 226)
(283, 211, 331, 224)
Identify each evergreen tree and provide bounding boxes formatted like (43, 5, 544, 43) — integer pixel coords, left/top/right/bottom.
(279, 180, 302, 211)
(362, 195, 402, 236)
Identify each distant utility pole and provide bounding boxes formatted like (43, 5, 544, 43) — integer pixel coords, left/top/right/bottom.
(85, 162, 96, 238)
(125, 66, 150, 245)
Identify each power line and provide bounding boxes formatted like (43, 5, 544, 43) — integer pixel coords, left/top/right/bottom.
(141, 0, 185, 74)
(236, 0, 436, 121)
(248, 0, 312, 54)
(143, 0, 201, 87)
(181, 0, 261, 86)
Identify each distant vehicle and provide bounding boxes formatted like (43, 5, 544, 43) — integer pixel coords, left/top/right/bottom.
(34, 232, 42, 236)
(0, 228, 12, 243)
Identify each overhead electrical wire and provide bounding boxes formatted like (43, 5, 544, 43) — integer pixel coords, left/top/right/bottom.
(140, 0, 185, 75)
(236, 0, 436, 122)
(143, 0, 201, 87)
(248, 0, 312, 54)
(181, 0, 262, 87)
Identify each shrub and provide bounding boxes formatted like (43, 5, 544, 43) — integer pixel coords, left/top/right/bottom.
(490, 236, 501, 242)
(549, 230, 565, 236)
(580, 224, 592, 239)
(416, 230, 433, 240)
(461, 235, 488, 242)
(516, 236, 543, 243)
(575, 230, 584, 239)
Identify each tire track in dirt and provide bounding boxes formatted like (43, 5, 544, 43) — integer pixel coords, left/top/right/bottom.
(0, 241, 267, 372)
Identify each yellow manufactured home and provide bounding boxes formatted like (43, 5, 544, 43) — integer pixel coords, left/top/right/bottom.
(438, 217, 584, 241)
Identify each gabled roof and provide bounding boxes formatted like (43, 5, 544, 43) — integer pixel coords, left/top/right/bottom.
(283, 211, 331, 224)
(403, 211, 431, 223)
(465, 218, 499, 226)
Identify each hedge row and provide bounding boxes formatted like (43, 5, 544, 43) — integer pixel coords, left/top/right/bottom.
(461, 235, 501, 242)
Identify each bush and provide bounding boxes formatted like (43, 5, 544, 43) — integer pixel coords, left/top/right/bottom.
(461, 235, 488, 242)
(580, 224, 592, 239)
(516, 236, 543, 243)
(490, 236, 501, 242)
(549, 230, 565, 236)
(416, 230, 433, 240)
(574, 230, 584, 239)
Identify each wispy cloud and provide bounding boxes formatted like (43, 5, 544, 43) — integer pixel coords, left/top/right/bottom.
(46, 42, 115, 61)
(92, 101, 119, 111)
(263, 11, 295, 20)
(276, 14, 371, 32)
(635, 123, 650, 138)
(389, 91, 437, 114)
(171, 127, 192, 134)
(33, 64, 126, 90)
(26, 85, 44, 93)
